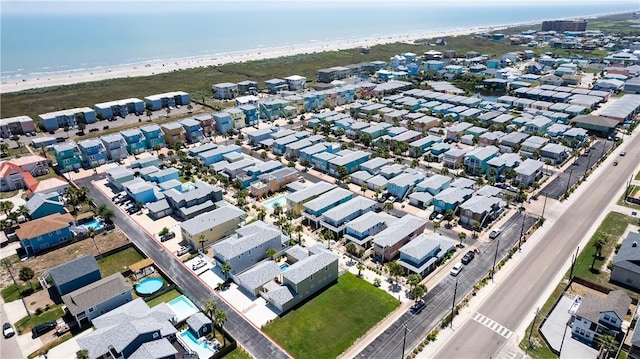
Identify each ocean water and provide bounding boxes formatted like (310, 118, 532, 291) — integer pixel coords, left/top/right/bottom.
(1, 1, 637, 81)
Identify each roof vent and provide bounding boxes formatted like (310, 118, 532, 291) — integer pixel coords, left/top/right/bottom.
(633, 241, 638, 248)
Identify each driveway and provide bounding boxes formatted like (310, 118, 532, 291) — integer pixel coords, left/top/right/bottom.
(540, 294, 598, 359)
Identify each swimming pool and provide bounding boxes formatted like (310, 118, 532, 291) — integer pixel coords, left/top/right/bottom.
(262, 195, 287, 211)
(168, 295, 198, 323)
(83, 219, 103, 230)
(180, 330, 216, 359)
(135, 277, 164, 296)
(280, 263, 290, 271)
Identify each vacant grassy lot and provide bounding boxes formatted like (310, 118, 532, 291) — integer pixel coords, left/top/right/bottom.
(224, 348, 252, 359)
(98, 247, 143, 276)
(263, 273, 399, 359)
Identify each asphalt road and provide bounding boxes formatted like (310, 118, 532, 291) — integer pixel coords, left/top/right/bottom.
(0, 302, 22, 359)
(76, 176, 290, 359)
(355, 212, 537, 359)
(543, 139, 612, 200)
(436, 133, 639, 358)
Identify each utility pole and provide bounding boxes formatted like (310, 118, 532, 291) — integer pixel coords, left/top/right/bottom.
(569, 246, 580, 281)
(565, 168, 574, 195)
(3, 260, 30, 318)
(541, 191, 547, 221)
(492, 238, 500, 282)
(519, 212, 526, 252)
(401, 324, 408, 359)
(451, 279, 458, 329)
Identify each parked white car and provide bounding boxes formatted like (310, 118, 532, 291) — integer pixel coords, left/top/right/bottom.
(450, 262, 463, 276)
(192, 259, 206, 270)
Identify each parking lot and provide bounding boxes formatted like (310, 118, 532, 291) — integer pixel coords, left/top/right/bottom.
(543, 139, 613, 200)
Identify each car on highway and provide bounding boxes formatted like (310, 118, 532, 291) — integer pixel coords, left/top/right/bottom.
(192, 259, 206, 270)
(489, 228, 502, 239)
(450, 262, 463, 276)
(613, 160, 619, 166)
(3, 323, 15, 338)
(620, 150, 626, 156)
(461, 251, 475, 265)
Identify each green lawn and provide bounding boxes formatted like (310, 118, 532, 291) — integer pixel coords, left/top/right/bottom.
(224, 348, 252, 359)
(1, 282, 41, 303)
(146, 289, 181, 307)
(15, 305, 64, 335)
(573, 212, 638, 286)
(635, 170, 640, 181)
(97, 247, 143, 276)
(263, 273, 399, 359)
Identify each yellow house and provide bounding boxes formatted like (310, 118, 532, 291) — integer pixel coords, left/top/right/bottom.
(180, 206, 245, 249)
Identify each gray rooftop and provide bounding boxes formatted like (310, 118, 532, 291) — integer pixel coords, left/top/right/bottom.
(128, 339, 178, 359)
(180, 206, 245, 236)
(321, 197, 376, 224)
(417, 174, 451, 191)
(450, 177, 475, 189)
(515, 159, 543, 176)
(399, 233, 456, 261)
(388, 171, 424, 187)
(465, 145, 499, 161)
(612, 232, 640, 274)
(26, 192, 63, 215)
(283, 249, 339, 285)
(186, 311, 212, 332)
(287, 181, 335, 204)
(236, 261, 281, 294)
(213, 221, 284, 260)
(575, 290, 631, 325)
(285, 245, 310, 262)
(49, 255, 100, 287)
(459, 195, 502, 214)
(372, 215, 426, 248)
(303, 188, 353, 214)
(434, 187, 474, 204)
(62, 273, 130, 316)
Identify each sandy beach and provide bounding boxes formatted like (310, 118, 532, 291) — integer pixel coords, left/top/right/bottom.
(1, 25, 514, 94)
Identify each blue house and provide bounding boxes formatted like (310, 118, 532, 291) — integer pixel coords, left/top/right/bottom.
(100, 134, 128, 162)
(264, 78, 288, 94)
(433, 187, 473, 213)
(398, 234, 456, 276)
(123, 178, 161, 204)
(120, 129, 147, 154)
(180, 118, 204, 143)
(48, 255, 101, 296)
(259, 99, 289, 121)
(139, 124, 165, 149)
(148, 168, 180, 184)
(302, 188, 353, 226)
(197, 145, 242, 166)
(213, 111, 233, 134)
(387, 171, 424, 199)
(17, 212, 74, 255)
(26, 192, 66, 220)
(424, 60, 445, 72)
(409, 135, 443, 157)
(78, 139, 108, 169)
(327, 150, 370, 177)
(143, 91, 190, 110)
(415, 174, 451, 195)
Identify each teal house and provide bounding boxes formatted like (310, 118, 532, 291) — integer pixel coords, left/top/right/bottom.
(120, 128, 146, 154)
(328, 150, 370, 177)
(140, 124, 165, 149)
(409, 135, 442, 157)
(433, 188, 473, 214)
(312, 152, 338, 172)
(463, 146, 499, 176)
(53, 142, 82, 172)
(259, 99, 289, 121)
(302, 188, 353, 222)
(26, 192, 66, 220)
(238, 104, 259, 126)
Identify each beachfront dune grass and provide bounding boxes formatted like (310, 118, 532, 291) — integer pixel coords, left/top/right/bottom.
(263, 273, 400, 359)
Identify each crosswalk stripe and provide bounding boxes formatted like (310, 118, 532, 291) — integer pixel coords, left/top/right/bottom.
(471, 312, 513, 339)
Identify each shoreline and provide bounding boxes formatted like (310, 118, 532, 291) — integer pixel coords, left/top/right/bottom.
(0, 11, 631, 94)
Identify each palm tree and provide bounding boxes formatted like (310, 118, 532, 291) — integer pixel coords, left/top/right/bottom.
(598, 335, 618, 358)
(257, 208, 267, 221)
(445, 209, 455, 227)
(0, 201, 14, 215)
(198, 234, 206, 252)
(382, 201, 394, 213)
(361, 182, 368, 196)
(221, 263, 232, 280)
(19, 266, 35, 291)
(458, 232, 467, 248)
(88, 227, 103, 260)
(16, 205, 29, 220)
(272, 202, 282, 217)
(322, 230, 335, 249)
(407, 273, 422, 291)
(294, 225, 303, 243)
(356, 263, 365, 277)
(145, 109, 153, 122)
(387, 261, 404, 285)
(433, 221, 440, 233)
(214, 309, 228, 346)
(472, 221, 481, 238)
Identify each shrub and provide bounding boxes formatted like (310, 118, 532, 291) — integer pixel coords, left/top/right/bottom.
(35, 307, 43, 315)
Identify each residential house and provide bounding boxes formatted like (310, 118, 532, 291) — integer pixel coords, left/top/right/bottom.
(213, 111, 233, 134)
(486, 152, 521, 178)
(100, 134, 128, 162)
(180, 118, 204, 143)
(187, 312, 213, 339)
(94, 98, 144, 119)
(285, 75, 306, 91)
(446, 122, 473, 142)
(433, 187, 474, 214)
(239, 104, 260, 126)
(415, 174, 451, 195)
(286, 181, 335, 215)
(302, 188, 353, 227)
(344, 212, 395, 250)
(464, 146, 499, 176)
(212, 82, 238, 100)
(260, 246, 339, 313)
(372, 215, 427, 262)
(540, 143, 570, 165)
(249, 167, 298, 198)
(458, 195, 503, 227)
(53, 142, 83, 172)
(77, 298, 178, 359)
(572, 290, 631, 345)
(16, 212, 74, 255)
(520, 136, 549, 158)
(143, 91, 190, 110)
(180, 206, 245, 248)
(163, 181, 223, 219)
(387, 171, 424, 200)
(160, 122, 186, 147)
(514, 159, 544, 186)
(237, 80, 258, 96)
(62, 272, 132, 326)
(130, 156, 160, 169)
(48, 255, 101, 297)
(320, 197, 377, 236)
(139, 124, 165, 149)
(398, 234, 456, 276)
(192, 113, 215, 136)
(77, 139, 107, 169)
(264, 78, 288, 94)
(26, 192, 66, 220)
(610, 232, 640, 290)
(237, 160, 283, 188)
(0, 162, 26, 192)
(498, 132, 530, 153)
(360, 157, 390, 175)
(227, 107, 247, 129)
(0, 115, 36, 138)
(213, 221, 288, 274)
(327, 150, 370, 177)
(123, 178, 162, 205)
(442, 148, 469, 169)
(408, 135, 443, 157)
(38, 107, 96, 131)
(120, 129, 147, 154)
(197, 145, 241, 166)
(524, 116, 552, 135)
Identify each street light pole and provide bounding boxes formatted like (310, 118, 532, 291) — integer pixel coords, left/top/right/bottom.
(3, 260, 30, 318)
(565, 168, 574, 195)
(541, 191, 547, 221)
(492, 238, 499, 282)
(401, 324, 408, 359)
(519, 211, 526, 252)
(450, 279, 458, 329)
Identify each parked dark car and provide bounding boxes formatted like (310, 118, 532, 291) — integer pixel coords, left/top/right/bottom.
(160, 231, 176, 242)
(410, 301, 426, 314)
(461, 251, 475, 265)
(32, 321, 56, 338)
(429, 211, 438, 220)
